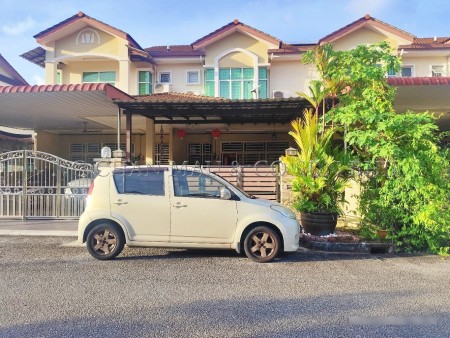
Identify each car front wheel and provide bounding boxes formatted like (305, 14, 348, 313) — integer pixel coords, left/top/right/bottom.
(86, 223, 125, 260)
(244, 226, 281, 263)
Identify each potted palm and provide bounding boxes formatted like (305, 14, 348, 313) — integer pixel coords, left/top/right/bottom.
(282, 108, 351, 236)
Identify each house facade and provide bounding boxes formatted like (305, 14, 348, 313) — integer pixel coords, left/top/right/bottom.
(5, 12, 450, 164)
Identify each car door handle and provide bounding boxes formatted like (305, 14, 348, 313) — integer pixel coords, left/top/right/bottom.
(173, 202, 187, 208)
(113, 200, 128, 205)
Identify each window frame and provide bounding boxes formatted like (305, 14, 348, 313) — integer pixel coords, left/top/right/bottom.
(82, 71, 116, 85)
(158, 71, 172, 84)
(137, 69, 153, 95)
(186, 70, 201, 85)
(400, 65, 414, 77)
(431, 64, 445, 77)
(113, 169, 166, 196)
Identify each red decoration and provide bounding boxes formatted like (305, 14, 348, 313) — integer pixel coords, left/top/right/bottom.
(211, 129, 222, 139)
(177, 129, 187, 140)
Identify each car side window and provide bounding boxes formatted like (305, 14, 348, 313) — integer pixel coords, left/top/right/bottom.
(173, 170, 225, 198)
(113, 170, 165, 196)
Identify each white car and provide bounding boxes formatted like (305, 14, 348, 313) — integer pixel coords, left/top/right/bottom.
(78, 166, 300, 263)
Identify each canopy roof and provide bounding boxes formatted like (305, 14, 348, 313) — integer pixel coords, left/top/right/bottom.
(116, 93, 311, 124)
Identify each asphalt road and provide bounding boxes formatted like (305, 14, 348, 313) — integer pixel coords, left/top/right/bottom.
(0, 236, 449, 338)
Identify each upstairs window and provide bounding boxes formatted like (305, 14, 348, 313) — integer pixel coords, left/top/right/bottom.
(219, 67, 254, 99)
(258, 67, 268, 99)
(431, 65, 445, 77)
(56, 70, 62, 84)
(138, 71, 153, 95)
(204, 69, 214, 96)
(401, 66, 413, 77)
(82, 71, 116, 85)
(159, 72, 171, 84)
(187, 70, 200, 84)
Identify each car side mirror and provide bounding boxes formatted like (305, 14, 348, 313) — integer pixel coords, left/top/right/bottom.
(219, 187, 232, 200)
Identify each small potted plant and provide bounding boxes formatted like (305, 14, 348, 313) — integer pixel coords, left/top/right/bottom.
(282, 108, 351, 236)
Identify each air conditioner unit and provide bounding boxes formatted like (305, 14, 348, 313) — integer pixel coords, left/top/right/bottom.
(273, 90, 291, 99)
(154, 83, 170, 93)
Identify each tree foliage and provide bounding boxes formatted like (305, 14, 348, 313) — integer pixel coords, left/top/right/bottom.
(303, 42, 450, 254)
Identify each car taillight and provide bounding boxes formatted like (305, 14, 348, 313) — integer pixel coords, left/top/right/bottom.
(87, 181, 95, 196)
(86, 181, 94, 207)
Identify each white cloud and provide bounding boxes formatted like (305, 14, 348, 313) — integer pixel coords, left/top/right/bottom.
(345, 0, 391, 16)
(1, 16, 36, 36)
(32, 74, 45, 86)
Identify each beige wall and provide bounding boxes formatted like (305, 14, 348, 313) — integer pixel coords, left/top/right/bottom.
(33, 132, 145, 161)
(55, 29, 123, 59)
(155, 63, 204, 94)
(401, 55, 449, 77)
(269, 60, 313, 97)
(205, 32, 273, 65)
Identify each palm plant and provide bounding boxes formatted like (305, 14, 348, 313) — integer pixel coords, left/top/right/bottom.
(282, 108, 351, 214)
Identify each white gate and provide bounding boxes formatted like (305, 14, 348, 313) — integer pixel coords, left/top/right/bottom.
(0, 150, 94, 219)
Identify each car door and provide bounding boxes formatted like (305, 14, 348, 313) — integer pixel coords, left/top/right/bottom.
(169, 169, 238, 244)
(109, 168, 170, 242)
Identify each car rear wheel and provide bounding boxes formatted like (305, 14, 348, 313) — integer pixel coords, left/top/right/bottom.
(86, 223, 125, 260)
(244, 226, 280, 263)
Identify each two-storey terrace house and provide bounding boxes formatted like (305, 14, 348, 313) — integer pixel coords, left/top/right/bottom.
(1, 12, 449, 164)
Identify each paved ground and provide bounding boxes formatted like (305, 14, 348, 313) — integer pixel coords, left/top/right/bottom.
(0, 219, 77, 236)
(0, 236, 449, 337)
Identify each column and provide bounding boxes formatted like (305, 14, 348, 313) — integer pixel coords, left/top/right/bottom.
(145, 118, 155, 164)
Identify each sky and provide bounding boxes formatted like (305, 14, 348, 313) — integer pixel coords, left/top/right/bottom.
(1, 0, 450, 85)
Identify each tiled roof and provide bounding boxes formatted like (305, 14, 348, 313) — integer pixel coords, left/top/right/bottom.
(34, 11, 143, 50)
(0, 54, 28, 85)
(145, 45, 204, 57)
(191, 19, 281, 49)
(269, 43, 316, 55)
(319, 14, 415, 44)
(132, 92, 228, 102)
(400, 37, 450, 49)
(388, 77, 450, 86)
(0, 83, 133, 101)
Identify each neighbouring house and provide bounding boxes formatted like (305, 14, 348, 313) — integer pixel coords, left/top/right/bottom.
(0, 12, 449, 164)
(0, 54, 33, 152)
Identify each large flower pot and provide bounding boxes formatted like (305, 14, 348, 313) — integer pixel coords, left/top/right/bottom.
(300, 212, 338, 236)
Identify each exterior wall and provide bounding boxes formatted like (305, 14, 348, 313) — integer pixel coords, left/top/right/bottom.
(204, 32, 274, 66)
(330, 27, 410, 51)
(269, 60, 314, 97)
(62, 60, 119, 84)
(54, 29, 123, 59)
(400, 55, 450, 77)
(155, 62, 204, 94)
(129, 62, 155, 95)
(35, 131, 61, 156)
(43, 26, 131, 91)
(33, 132, 145, 161)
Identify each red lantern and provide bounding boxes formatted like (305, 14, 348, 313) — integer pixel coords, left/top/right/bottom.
(211, 129, 221, 139)
(177, 129, 187, 140)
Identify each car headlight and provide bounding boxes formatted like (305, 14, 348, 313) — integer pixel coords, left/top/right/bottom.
(270, 205, 297, 219)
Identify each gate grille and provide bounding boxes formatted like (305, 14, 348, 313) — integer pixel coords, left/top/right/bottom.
(0, 150, 94, 219)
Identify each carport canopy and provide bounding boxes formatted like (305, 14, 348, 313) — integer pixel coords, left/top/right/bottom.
(115, 93, 312, 125)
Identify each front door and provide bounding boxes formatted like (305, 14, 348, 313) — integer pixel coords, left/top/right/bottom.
(109, 168, 170, 242)
(169, 169, 237, 244)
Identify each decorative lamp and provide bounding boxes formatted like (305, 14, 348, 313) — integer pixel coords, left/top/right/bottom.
(211, 129, 222, 139)
(177, 129, 187, 140)
(285, 147, 298, 157)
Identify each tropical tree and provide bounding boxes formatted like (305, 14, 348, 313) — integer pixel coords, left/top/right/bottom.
(303, 42, 450, 254)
